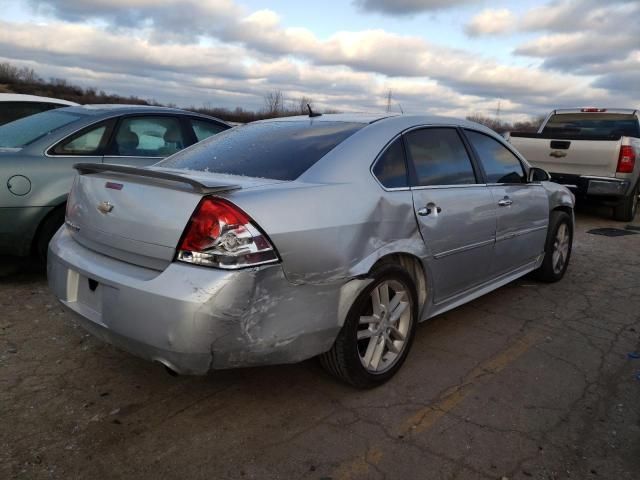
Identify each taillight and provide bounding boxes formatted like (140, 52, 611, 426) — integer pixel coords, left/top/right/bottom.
(580, 108, 606, 113)
(617, 145, 636, 174)
(176, 197, 279, 269)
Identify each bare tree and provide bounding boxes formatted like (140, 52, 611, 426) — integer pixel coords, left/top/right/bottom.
(263, 90, 284, 116)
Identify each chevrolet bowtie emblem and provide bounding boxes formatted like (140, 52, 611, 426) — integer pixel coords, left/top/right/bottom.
(549, 150, 567, 158)
(97, 201, 114, 214)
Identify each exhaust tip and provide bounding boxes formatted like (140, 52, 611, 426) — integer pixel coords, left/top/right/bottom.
(153, 359, 179, 376)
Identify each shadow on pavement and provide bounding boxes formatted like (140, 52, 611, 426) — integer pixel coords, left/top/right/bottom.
(0, 255, 45, 282)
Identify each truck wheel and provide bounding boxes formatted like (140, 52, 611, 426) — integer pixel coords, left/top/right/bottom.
(534, 211, 573, 283)
(613, 184, 638, 222)
(320, 264, 418, 388)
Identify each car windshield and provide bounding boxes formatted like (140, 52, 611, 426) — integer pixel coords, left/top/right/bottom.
(0, 109, 86, 148)
(157, 120, 365, 180)
(542, 113, 640, 139)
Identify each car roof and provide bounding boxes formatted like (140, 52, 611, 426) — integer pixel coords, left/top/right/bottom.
(57, 104, 230, 125)
(256, 112, 494, 131)
(0, 93, 78, 106)
(61, 104, 194, 115)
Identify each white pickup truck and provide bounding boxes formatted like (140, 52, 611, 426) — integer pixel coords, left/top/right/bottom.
(506, 108, 639, 221)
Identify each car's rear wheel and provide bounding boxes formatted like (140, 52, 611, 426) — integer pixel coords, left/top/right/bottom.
(613, 183, 638, 222)
(35, 206, 65, 262)
(533, 210, 573, 283)
(320, 264, 418, 388)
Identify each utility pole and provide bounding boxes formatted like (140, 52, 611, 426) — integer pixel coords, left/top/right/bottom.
(386, 90, 392, 113)
(496, 100, 501, 122)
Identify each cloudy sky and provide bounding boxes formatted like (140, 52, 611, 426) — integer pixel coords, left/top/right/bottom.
(0, 0, 638, 121)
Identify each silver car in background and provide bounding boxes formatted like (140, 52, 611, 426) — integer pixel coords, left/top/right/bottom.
(47, 114, 574, 388)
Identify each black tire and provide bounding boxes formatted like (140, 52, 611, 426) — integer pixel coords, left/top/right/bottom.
(35, 207, 65, 261)
(320, 263, 418, 388)
(533, 210, 573, 283)
(613, 183, 638, 222)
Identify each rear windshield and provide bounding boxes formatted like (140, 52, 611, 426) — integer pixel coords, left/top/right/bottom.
(157, 121, 365, 180)
(0, 109, 86, 148)
(542, 113, 640, 139)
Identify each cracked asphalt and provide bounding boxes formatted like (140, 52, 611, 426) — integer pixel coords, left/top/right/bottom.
(1, 208, 639, 480)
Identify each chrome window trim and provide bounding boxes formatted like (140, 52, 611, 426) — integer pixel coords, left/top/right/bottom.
(410, 183, 487, 191)
(370, 123, 469, 192)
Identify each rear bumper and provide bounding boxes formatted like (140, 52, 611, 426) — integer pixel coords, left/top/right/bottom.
(550, 173, 630, 199)
(47, 228, 344, 374)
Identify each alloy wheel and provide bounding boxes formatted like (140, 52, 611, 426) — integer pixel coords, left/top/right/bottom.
(552, 223, 570, 274)
(357, 279, 412, 373)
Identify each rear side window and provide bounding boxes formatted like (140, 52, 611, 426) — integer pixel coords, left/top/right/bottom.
(190, 118, 228, 142)
(157, 121, 365, 180)
(542, 113, 640, 139)
(404, 128, 476, 186)
(372, 137, 408, 188)
(465, 130, 525, 184)
(52, 123, 109, 155)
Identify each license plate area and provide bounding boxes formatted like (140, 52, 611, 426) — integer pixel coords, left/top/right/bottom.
(77, 275, 103, 315)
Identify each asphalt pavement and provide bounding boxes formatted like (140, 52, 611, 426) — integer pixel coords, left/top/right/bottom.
(1, 208, 639, 480)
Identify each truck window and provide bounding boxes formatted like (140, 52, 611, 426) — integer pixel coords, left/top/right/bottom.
(542, 113, 640, 139)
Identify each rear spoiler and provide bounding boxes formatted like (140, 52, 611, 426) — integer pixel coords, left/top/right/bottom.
(74, 163, 239, 194)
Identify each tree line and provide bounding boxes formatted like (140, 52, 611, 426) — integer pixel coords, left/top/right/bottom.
(1, 61, 542, 131)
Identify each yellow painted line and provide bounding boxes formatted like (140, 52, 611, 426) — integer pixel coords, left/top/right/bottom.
(333, 332, 541, 480)
(404, 331, 540, 434)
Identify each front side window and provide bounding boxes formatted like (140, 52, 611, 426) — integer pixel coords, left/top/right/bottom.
(0, 109, 86, 148)
(372, 137, 408, 188)
(52, 124, 108, 155)
(404, 128, 476, 187)
(190, 118, 228, 142)
(157, 121, 365, 180)
(465, 130, 525, 184)
(111, 116, 186, 157)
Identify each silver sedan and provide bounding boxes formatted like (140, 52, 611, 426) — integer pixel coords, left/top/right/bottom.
(47, 113, 574, 388)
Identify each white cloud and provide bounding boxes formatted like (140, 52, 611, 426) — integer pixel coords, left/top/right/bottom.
(465, 9, 516, 36)
(1, 0, 637, 120)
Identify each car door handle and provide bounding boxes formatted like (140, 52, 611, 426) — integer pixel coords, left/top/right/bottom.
(417, 203, 442, 216)
(497, 197, 513, 207)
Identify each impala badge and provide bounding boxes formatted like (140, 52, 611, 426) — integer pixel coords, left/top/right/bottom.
(97, 201, 114, 214)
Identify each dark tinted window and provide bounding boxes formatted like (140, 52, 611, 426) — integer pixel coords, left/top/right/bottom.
(542, 113, 640, 139)
(0, 101, 62, 126)
(404, 128, 476, 186)
(158, 121, 365, 180)
(0, 109, 85, 148)
(466, 130, 525, 184)
(373, 137, 408, 188)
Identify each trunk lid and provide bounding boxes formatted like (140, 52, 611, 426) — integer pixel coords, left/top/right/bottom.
(509, 135, 622, 177)
(67, 164, 279, 270)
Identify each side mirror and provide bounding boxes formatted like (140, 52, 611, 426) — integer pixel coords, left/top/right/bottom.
(528, 167, 551, 183)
